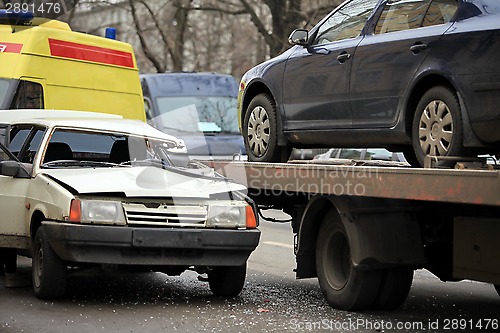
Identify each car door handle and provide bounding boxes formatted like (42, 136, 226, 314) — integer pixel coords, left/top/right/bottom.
(410, 43, 427, 54)
(337, 52, 351, 63)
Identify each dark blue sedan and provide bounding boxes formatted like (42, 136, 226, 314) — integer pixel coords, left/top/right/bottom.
(238, 0, 500, 166)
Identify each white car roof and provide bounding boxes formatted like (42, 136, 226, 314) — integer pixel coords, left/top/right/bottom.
(0, 109, 122, 122)
(0, 109, 182, 144)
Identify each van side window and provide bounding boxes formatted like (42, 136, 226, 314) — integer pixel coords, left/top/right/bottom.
(11, 81, 44, 109)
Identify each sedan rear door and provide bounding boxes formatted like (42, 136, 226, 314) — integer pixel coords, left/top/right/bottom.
(349, 0, 459, 128)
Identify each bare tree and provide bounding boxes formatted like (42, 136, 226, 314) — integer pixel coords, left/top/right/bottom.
(70, 0, 341, 76)
(189, 0, 335, 57)
(128, 0, 192, 72)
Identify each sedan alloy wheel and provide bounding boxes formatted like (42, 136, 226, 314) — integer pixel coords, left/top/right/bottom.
(412, 86, 464, 167)
(247, 105, 270, 158)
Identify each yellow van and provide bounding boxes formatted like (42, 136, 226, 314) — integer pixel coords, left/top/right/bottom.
(0, 11, 145, 121)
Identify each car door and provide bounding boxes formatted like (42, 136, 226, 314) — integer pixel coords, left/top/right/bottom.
(0, 139, 31, 247)
(349, 0, 459, 128)
(282, 0, 380, 131)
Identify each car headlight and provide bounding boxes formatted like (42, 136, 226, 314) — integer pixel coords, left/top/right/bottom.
(69, 199, 126, 225)
(207, 204, 247, 229)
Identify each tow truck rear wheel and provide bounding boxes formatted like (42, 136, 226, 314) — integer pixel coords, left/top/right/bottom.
(208, 263, 246, 297)
(372, 268, 414, 310)
(243, 93, 290, 162)
(316, 210, 382, 311)
(32, 226, 67, 300)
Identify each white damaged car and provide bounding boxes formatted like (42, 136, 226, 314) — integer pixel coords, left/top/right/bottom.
(0, 110, 260, 299)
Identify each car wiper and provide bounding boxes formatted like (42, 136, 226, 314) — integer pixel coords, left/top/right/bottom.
(42, 160, 129, 168)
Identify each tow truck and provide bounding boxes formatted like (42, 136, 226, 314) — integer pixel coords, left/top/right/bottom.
(206, 157, 500, 311)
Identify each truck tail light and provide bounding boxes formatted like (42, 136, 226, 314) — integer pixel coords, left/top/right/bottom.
(69, 199, 81, 222)
(246, 205, 257, 229)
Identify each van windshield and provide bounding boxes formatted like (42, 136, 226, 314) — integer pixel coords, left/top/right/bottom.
(155, 96, 239, 135)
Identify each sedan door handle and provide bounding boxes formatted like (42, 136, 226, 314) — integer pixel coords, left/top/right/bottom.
(410, 43, 427, 54)
(337, 52, 351, 63)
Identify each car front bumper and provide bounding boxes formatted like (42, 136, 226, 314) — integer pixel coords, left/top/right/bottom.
(42, 222, 260, 267)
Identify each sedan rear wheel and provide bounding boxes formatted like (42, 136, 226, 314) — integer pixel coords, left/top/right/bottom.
(243, 93, 290, 162)
(412, 86, 464, 167)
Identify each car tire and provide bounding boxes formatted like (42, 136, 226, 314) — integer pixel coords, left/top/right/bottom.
(243, 93, 290, 162)
(401, 147, 420, 167)
(208, 264, 246, 297)
(372, 268, 414, 310)
(32, 227, 67, 300)
(316, 210, 382, 311)
(412, 86, 465, 167)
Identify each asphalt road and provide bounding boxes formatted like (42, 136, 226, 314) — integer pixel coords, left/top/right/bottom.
(0, 212, 499, 333)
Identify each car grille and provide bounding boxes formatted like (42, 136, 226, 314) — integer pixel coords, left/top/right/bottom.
(123, 203, 208, 227)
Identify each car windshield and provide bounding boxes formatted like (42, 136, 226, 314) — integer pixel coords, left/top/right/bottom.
(41, 129, 175, 169)
(155, 96, 239, 135)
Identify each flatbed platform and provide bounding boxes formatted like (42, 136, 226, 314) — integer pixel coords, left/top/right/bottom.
(206, 161, 500, 206)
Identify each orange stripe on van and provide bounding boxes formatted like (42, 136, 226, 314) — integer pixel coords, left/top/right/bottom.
(0, 42, 23, 53)
(48, 38, 134, 68)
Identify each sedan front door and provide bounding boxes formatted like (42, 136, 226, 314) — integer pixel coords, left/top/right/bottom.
(282, 0, 380, 134)
(0, 141, 31, 248)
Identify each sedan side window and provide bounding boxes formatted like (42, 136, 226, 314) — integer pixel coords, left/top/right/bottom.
(312, 0, 379, 46)
(422, 0, 458, 27)
(375, 0, 458, 34)
(10, 127, 46, 163)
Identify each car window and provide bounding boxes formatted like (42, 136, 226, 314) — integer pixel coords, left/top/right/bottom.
(312, 0, 379, 45)
(44, 129, 173, 166)
(9, 127, 32, 156)
(422, 0, 458, 27)
(0, 79, 9, 108)
(10, 126, 46, 163)
(375, 0, 458, 34)
(10, 80, 44, 109)
(156, 96, 239, 134)
(0, 143, 12, 162)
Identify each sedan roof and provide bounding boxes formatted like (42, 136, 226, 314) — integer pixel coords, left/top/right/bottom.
(0, 109, 182, 144)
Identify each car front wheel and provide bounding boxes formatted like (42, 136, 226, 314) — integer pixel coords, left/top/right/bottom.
(32, 226, 67, 299)
(243, 93, 290, 162)
(412, 86, 465, 167)
(208, 264, 246, 297)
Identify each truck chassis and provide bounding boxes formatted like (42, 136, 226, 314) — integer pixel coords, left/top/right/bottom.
(207, 160, 500, 311)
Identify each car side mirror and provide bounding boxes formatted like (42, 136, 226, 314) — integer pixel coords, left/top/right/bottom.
(288, 29, 309, 46)
(0, 160, 30, 178)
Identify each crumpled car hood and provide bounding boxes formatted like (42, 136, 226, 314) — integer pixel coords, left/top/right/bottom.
(41, 166, 247, 198)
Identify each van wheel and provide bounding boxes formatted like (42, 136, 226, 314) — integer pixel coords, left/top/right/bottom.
(412, 86, 465, 167)
(243, 93, 290, 162)
(208, 264, 246, 297)
(372, 268, 413, 310)
(32, 227, 67, 299)
(316, 210, 382, 311)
